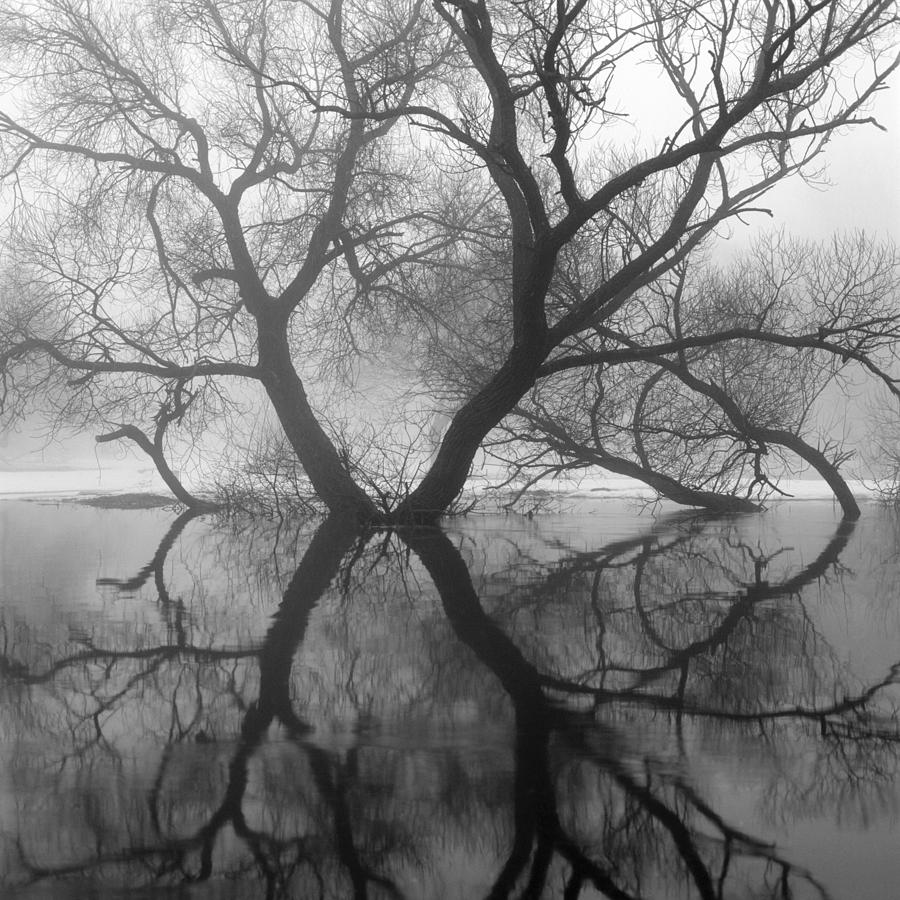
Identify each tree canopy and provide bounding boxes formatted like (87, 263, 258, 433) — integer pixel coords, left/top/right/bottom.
(1, 0, 899, 522)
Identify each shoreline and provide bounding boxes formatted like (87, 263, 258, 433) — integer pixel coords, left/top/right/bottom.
(0, 477, 881, 513)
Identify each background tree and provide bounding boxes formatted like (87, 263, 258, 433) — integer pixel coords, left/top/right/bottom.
(1, 0, 898, 521)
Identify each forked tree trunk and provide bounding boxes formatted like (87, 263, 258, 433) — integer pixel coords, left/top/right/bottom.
(260, 331, 539, 524)
(260, 330, 861, 523)
(258, 315, 860, 524)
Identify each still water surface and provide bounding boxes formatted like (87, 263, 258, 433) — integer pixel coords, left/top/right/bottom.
(0, 498, 899, 899)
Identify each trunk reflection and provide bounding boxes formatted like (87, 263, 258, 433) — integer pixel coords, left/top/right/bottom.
(0, 503, 897, 899)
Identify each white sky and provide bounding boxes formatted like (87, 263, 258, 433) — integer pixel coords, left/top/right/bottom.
(606, 48, 900, 251)
(736, 88, 900, 244)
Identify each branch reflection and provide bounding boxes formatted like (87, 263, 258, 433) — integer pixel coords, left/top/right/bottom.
(1, 507, 898, 899)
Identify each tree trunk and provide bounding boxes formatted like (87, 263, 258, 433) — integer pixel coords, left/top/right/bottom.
(400, 345, 544, 522)
(257, 323, 381, 523)
(755, 427, 861, 521)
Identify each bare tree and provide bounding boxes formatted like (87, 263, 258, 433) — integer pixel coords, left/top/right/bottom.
(482, 234, 900, 517)
(0, 0, 898, 521)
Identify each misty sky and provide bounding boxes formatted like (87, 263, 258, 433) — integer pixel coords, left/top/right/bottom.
(755, 90, 900, 241)
(1, 43, 899, 477)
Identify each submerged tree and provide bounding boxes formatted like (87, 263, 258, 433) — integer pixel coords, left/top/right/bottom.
(1, 0, 899, 522)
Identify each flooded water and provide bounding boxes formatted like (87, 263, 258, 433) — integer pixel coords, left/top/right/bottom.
(0, 498, 899, 899)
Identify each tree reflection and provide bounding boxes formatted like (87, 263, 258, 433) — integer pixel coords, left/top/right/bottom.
(408, 520, 874, 899)
(1, 508, 899, 898)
